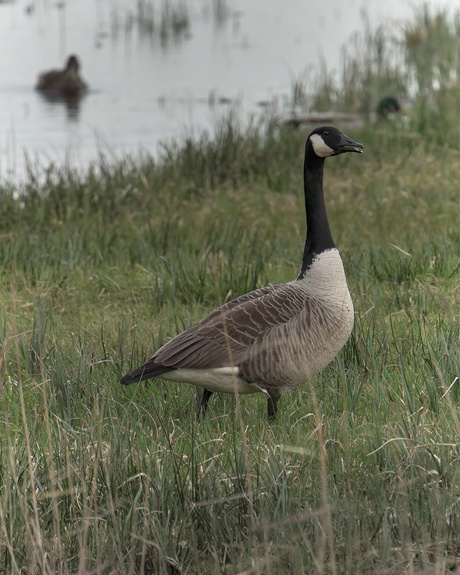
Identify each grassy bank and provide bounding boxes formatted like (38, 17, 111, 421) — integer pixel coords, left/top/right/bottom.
(1, 7, 460, 568)
(0, 116, 458, 574)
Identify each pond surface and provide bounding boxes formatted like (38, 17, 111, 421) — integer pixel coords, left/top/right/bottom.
(0, 0, 456, 180)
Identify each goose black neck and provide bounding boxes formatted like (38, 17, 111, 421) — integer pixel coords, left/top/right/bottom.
(298, 146, 335, 279)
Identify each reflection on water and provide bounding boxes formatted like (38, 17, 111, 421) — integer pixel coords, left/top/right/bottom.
(0, 0, 455, 181)
(36, 90, 85, 122)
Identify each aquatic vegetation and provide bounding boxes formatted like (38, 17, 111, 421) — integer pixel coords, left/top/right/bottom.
(291, 5, 460, 148)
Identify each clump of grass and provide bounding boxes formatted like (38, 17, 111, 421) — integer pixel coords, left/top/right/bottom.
(136, 0, 155, 35)
(402, 6, 460, 145)
(294, 5, 460, 147)
(289, 13, 408, 117)
(339, 14, 408, 115)
(109, 0, 190, 43)
(159, 0, 189, 43)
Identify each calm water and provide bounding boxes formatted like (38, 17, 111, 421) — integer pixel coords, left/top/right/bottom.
(0, 0, 456, 180)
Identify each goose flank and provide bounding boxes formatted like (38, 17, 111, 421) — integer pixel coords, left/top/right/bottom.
(121, 126, 363, 419)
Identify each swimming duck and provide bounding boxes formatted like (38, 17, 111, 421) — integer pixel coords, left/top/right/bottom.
(36, 55, 88, 95)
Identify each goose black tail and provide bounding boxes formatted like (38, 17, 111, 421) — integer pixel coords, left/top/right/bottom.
(120, 359, 176, 386)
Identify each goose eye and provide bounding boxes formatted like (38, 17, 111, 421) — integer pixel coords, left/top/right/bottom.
(323, 130, 330, 136)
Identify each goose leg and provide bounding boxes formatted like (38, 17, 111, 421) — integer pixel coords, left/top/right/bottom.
(267, 392, 280, 420)
(197, 389, 213, 421)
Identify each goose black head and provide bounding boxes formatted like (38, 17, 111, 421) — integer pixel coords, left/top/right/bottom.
(308, 126, 364, 158)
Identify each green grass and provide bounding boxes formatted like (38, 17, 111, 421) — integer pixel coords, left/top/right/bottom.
(1, 13, 460, 573)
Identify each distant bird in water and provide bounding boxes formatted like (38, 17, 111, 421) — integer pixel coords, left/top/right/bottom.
(121, 126, 363, 420)
(377, 96, 401, 118)
(36, 55, 88, 96)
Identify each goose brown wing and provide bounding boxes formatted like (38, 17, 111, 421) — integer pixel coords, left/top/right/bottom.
(152, 282, 308, 369)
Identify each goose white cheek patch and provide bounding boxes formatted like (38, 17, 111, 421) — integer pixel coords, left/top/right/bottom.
(310, 134, 335, 157)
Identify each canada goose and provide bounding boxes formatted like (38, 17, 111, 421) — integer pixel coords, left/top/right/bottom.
(121, 126, 363, 419)
(36, 55, 88, 95)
